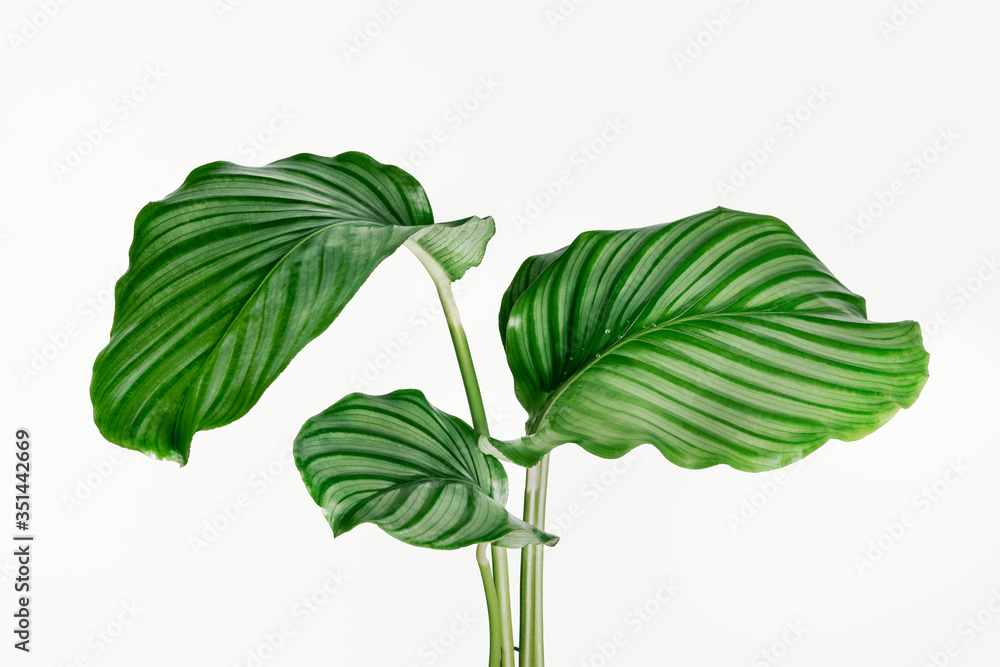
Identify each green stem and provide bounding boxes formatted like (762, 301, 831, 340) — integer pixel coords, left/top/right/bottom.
(491, 547, 515, 667)
(477, 543, 502, 667)
(519, 454, 551, 667)
(408, 241, 516, 667)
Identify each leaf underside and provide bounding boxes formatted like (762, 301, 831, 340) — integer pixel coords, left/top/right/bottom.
(91, 151, 493, 464)
(294, 390, 558, 550)
(496, 207, 929, 472)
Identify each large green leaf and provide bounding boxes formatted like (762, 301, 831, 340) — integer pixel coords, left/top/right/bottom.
(494, 207, 929, 472)
(91, 152, 493, 464)
(294, 389, 558, 550)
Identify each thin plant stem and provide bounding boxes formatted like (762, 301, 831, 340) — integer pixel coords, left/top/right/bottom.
(519, 454, 550, 667)
(477, 543, 502, 667)
(490, 547, 516, 667)
(407, 241, 516, 667)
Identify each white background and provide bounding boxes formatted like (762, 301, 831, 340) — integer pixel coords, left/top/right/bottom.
(3, 0, 999, 665)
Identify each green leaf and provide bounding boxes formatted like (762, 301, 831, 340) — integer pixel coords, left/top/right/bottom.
(407, 216, 496, 282)
(495, 207, 929, 472)
(294, 389, 559, 550)
(91, 151, 494, 464)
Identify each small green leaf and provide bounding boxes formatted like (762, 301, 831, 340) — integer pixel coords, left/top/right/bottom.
(495, 207, 929, 471)
(294, 389, 558, 550)
(407, 216, 496, 282)
(91, 152, 493, 464)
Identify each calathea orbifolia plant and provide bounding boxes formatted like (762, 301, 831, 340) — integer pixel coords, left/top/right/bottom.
(91, 151, 929, 666)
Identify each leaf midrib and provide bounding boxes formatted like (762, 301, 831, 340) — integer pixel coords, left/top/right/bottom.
(172, 217, 411, 447)
(524, 307, 856, 434)
(337, 475, 503, 528)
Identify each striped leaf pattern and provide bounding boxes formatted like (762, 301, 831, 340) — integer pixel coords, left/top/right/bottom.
(92, 152, 494, 464)
(295, 390, 559, 550)
(496, 207, 929, 471)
